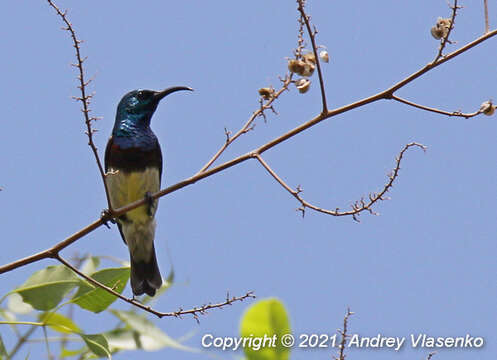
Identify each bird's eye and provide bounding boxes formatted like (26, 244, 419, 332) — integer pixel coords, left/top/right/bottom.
(136, 91, 145, 100)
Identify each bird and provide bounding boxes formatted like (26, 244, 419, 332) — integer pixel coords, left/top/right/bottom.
(105, 86, 192, 297)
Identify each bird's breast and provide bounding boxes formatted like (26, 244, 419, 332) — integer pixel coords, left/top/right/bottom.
(106, 167, 160, 222)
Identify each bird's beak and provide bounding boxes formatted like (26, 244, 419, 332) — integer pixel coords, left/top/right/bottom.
(153, 86, 193, 102)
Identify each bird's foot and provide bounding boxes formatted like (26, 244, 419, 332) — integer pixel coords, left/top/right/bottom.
(100, 209, 116, 229)
(144, 192, 154, 216)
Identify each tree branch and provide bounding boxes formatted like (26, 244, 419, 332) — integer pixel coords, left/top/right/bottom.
(334, 308, 353, 360)
(391, 95, 484, 119)
(46, 0, 112, 211)
(56, 254, 254, 319)
(255, 143, 426, 221)
(297, 0, 328, 113)
(433, 0, 460, 63)
(7, 324, 37, 359)
(426, 352, 437, 360)
(484, 0, 489, 34)
(197, 74, 293, 173)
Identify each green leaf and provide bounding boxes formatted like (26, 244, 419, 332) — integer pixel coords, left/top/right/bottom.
(0, 334, 7, 358)
(0, 308, 16, 322)
(110, 310, 196, 352)
(240, 298, 291, 360)
(13, 266, 80, 311)
(80, 256, 100, 276)
(7, 293, 33, 314)
(39, 312, 81, 334)
(71, 267, 130, 313)
(104, 328, 141, 351)
(80, 334, 111, 359)
(60, 347, 85, 358)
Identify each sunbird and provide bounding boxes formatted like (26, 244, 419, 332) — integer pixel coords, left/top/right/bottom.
(105, 86, 192, 296)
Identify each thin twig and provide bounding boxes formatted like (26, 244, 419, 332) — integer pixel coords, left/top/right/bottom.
(433, 0, 459, 63)
(46, 0, 112, 210)
(1, 13, 496, 275)
(391, 95, 483, 119)
(295, 9, 306, 59)
(197, 74, 293, 173)
(198, 2, 311, 174)
(7, 325, 37, 359)
(60, 255, 85, 351)
(297, 0, 328, 113)
(57, 252, 254, 320)
(334, 308, 354, 360)
(255, 143, 425, 220)
(484, 0, 489, 34)
(42, 325, 53, 360)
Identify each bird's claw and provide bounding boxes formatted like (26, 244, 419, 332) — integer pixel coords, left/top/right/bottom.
(101, 209, 116, 229)
(144, 192, 154, 216)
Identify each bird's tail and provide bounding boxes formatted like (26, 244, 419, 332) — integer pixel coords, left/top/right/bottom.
(130, 245, 162, 297)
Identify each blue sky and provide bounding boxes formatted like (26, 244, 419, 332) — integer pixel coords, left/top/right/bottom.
(1, 1, 496, 359)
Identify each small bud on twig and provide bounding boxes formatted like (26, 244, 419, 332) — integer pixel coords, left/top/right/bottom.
(480, 100, 495, 116)
(258, 87, 275, 100)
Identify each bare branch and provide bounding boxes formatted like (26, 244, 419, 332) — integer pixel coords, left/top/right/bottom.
(334, 308, 354, 360)
(297, 0, 328, 113)
(0, 218, 103, 274)
(426, 352, 437, 360)
(46, 0, 112, 210)
(197, 74, 293, 173)
(255, 143, 425, 220)
(484, 0, 489, 34)
(56, 254, 254, 319)
(391, 95, 484, 119)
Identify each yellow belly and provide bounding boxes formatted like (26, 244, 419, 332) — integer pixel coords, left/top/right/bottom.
(106, 167, 160, 222)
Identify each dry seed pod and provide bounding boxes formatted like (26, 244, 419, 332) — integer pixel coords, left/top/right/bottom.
(301, 62, 315, 77)
(296, 78, 311, 94)
(480, 101, 495, 116)
(438, 18, 452, 30)
(319, 50, 329, 63)
(431, 17, 451, 39)
(258, 87, 274, 100)
(288, 59, 306, 75)
(430, 25, 444, 39)
(288, 59, 314, 76)
(303, 52, 316, 65)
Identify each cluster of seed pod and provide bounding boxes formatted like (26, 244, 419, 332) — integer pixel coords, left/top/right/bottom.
(287, 49, 329, 94)
(431, 17, 452, 40)
(258, 48, 329, 99)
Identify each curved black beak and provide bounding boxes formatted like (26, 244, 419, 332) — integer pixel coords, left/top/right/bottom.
(153, 86, 193, 102)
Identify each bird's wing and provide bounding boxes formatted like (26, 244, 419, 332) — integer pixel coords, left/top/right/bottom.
(104, 137, 113, 173)
(156, 141, 163, 184)
(104, 137, 127, 245)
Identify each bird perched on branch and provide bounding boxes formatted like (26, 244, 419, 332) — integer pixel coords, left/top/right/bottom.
(105, 86, 192, 296)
